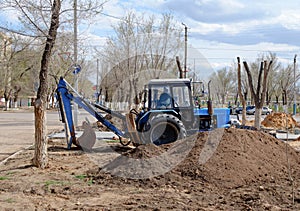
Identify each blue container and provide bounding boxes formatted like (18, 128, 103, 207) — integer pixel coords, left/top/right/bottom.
(213, 108, 230, 128)
(194, 108, 209, 116)
(194, 108, 230, 128)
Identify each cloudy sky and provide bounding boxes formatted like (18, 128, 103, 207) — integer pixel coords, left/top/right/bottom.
(85, 0, 299, 75)
(1, 0, 299, 79)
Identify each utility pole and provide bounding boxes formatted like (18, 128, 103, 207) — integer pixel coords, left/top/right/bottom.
(182, 23, 188, 79)
(96, 59, 99, 103)
(193, 58, 196, 81)
(73, 0, 78, 126)
(293, 54, 297, 115)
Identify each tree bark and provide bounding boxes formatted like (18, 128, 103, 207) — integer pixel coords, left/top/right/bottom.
(33, 0, 61, 169)
(243, 60, 272, 129)
(33, 99, 48, 168)
(176, 56, 183, 79)
(254, 107, 262, 127)
(237, 57, 247, 125)
(4, 86, 12, 111)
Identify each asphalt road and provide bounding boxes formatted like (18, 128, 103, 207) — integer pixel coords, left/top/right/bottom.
(0, 108, 95, 162)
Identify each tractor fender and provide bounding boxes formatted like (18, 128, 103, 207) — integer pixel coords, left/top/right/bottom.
(136, 110, 180, 132)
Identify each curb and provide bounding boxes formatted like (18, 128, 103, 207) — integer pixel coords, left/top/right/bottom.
(0, 144, 33, 166)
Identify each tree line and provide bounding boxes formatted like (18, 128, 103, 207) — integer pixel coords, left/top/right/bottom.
(208, 53, 298, 108)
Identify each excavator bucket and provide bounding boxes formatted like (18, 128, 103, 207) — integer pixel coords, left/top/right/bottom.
(125, 113, 142, 145)
(77, 121, 96, 151)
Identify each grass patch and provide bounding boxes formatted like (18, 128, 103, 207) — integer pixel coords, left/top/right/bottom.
(87, 179, 94, 185)
(74, 174, 94, 185)
(44, 180, 69, 191)
(74, 175, 87, 180)
(0, 172, 16, 180)
(4, 198, 15, 203)
(6, 171, 16, 176)
(0, 176, 9, 180)
(45, 180, 66, 186)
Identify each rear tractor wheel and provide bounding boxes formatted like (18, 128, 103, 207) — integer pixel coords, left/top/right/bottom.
(142, 114, 187, 145)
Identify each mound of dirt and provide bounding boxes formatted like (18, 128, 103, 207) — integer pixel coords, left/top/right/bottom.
(261, 112, 298, 129)
(122, 144, 165, 159)
(90, 128, 300, 189)
(2, 128, 300, 210)
(84, 128, 300, 209)
(176, 128, 299, 188)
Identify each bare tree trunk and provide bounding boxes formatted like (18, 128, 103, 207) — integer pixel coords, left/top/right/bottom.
(237, 57, 247, 125)
(266, 90, 269, 106)
(243, 60, 272, 129)
(51, 93, 55, 109)
(176, 56, 183, 79)
(33, 99, 48, 167)
(33, 0, 61, 169)
(244, 91, 248, 102)
(234, 92, 238, 105)
(13, 85, 21, 108)
(4, 86, 12, 111)
(254, 107, 262, 127)
(282, 90, 287, 106)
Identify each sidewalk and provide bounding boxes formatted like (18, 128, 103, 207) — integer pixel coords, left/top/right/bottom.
(0, 108, 120, 163)
(0, 109, 62, 162)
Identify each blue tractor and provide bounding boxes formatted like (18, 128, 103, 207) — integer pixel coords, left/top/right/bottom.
(56, 77, 230, 149)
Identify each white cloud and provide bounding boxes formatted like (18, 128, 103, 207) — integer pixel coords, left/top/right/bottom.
(277, 9, 300, 30)
(186, 38, 299, 74)
(217, 0, 245, 13)
(127, 0, 165, 10)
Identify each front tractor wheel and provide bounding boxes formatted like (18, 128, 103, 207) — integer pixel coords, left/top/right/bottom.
(143, 114, 187, 145)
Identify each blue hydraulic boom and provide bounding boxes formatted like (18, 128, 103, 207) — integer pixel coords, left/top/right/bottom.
(56, 77, 127, 149)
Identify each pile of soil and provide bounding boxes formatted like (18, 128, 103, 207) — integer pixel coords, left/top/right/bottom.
(245, 119, 254, 126)
(91, 128, 300, 186)
(86, 128, 300, 209)
(261, 112, 298, 129)
(122, 144, 166, 159)
(176, 128, 299, 187)
(1, 128, 300, 210)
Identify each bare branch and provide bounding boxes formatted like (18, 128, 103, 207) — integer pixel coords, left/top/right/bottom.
(14, 0, 47, 37)
(243, 61, 256, 101)
(260, 60, 273, 107)
(256, 61, 263, 99)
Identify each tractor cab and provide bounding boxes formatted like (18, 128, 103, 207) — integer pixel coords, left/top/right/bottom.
(145, 79, 196, 129)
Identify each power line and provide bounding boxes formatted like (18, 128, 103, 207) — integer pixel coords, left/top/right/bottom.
(100, 12, 124, 21)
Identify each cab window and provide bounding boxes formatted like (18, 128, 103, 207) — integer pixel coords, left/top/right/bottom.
(172, 86, 190, 108)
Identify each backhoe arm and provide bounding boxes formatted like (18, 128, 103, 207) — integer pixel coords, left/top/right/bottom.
(56, 77, 125, 149)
